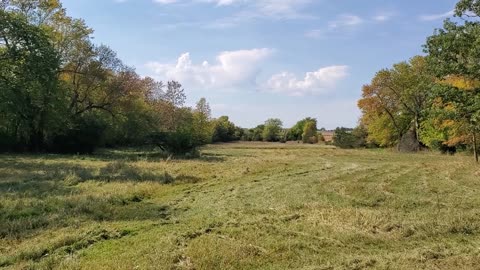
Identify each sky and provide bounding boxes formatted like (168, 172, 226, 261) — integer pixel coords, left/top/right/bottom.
(62, 0, 458, 129)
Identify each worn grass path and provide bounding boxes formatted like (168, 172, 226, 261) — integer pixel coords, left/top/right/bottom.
(1, 143, 480, 269)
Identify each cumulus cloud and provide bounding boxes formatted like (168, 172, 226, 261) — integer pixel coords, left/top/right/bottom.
(265, 66, 349, 96)
(146, 49, 349, 96)
(146, 48, 274, 90)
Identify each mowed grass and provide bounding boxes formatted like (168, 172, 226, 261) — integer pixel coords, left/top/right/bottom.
(1, 142, 480, 270)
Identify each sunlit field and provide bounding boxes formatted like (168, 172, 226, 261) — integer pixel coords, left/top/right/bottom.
(1, 142, 479, 269)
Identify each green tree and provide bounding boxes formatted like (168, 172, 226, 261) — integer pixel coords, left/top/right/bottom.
(289, 117, 317, 141)
(424, 14, 480, 162)
(333, 128, 356, 149)
(302, 121, 318, 144)
(262, 118, 283, 142)
(358, 56, 432, 150)
(244, 125, 265, 141)
(455, 0, 480, 16)
(212, 116, 237, 142)
(0, 10, 61, 151)
(192, 98, 213, 145)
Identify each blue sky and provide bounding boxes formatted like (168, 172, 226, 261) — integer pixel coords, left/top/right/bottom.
(62, 0, 458, 129)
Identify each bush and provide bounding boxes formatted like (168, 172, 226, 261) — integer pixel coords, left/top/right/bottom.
(50, 116, 106, 154)
(333, 126, 369, 149)
(150, 130, 196, 155)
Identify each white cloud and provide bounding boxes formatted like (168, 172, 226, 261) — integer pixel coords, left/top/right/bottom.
(253, 0, 312, 18)
(146, 49, 349, 97)
(305, 29, 324, 39)
(371, 10, 395, 22)
(305, 14, 363, 39)
(265, 66, 349, 96)
(328, 14, 363, 29)
(419, 10, 454, 21)
(153, 0, 179, 3)
(152, 0, 313, 21)
(146, 48, 274, 90)
(373, 14, 390, 22)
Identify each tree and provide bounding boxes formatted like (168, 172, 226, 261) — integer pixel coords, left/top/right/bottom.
(455, 0, 480, 16)
(262, 118, 283, 142)
(358, 56, 433, 150)
(0, 10, 61, 151)
(212, 116, 237, 142)
(192, 98, 213, 145)
(289, 117, 317, 141)
(163, 81, 186, 107)
(302, 121, 318, 144)
(195, 97, 211, 118)
(0, 2, 236, 155)
(61, 45, 127, 117)
(333, 127, 366, 149)
(242, 125, 265, 141)
(424, 15, 480, 162)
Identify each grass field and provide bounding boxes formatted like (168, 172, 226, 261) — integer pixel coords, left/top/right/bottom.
(1, 142, 480, 269)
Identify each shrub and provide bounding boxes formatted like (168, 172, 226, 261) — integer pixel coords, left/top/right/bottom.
(50, 116, 106, 154)
(150, 130, 196, 155)
(302, 121, 318, 144)
(333, 127, 357, 149)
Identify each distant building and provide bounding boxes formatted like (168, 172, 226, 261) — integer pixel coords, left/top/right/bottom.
(320, 131, 335, 143)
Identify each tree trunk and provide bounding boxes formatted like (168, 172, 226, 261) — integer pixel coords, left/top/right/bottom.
(414, 114, 420, 144)
(474, 132, 479, 163)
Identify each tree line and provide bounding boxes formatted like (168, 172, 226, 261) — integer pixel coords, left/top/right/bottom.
(0, 1, 229, 154)
(358, 0, 480, 162)
(4, 0, 477, 160)
(0, 0, 338, 154)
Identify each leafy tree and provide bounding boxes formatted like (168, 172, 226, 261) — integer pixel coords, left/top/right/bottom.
(0, 2, 235, 155)
(212, 116, 237, 142)
(351, 125, 369, 148)
(242, 125, 265, 141)
(424, 15, 480, 162)
(333, 127, 366, 149)
(302, 121, 318, 144)
(333, 128, 355, 149)
(262, 118, 283, 142)
(0, 10, 61, 151)
(358, 56, 432, 150)
(163, 81, 186, 107)
(455, 0, 480, 16)
(151, 108, 197, 154)
(289, 117, 317, 141)
(192, 98, 213, 145)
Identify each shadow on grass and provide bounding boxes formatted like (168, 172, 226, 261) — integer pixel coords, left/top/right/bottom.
(0, 156, 201, 240)
(0, 158, 202, 186)
(0, 185, 174, 239)
(94, 146, 227, 163)
(0, 145, 228, 164)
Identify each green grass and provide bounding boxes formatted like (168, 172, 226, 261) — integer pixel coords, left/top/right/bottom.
(1, 142, 480, 269)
